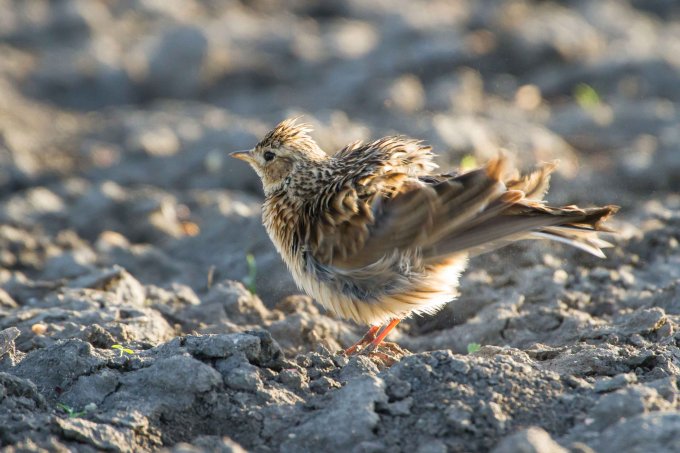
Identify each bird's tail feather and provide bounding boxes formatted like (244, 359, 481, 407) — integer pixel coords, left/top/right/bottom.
(423, 156, 619, 262)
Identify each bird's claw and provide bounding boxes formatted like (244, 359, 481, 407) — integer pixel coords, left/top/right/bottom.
(343, 341, 407, 367)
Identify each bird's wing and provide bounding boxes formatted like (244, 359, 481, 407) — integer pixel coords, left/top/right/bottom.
(306, 162, 506, 268)
(305, 137, 439, 266)
(307, 153, 617, 270)
(334, 136, 439, 176)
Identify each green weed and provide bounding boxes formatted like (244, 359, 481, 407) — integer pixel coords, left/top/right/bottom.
(574, 83, 601, 110)
(244, 253, 257, 294)
(112, 344, 134, 357)
(466, 342, 481, 354)
(460, 154, 478, 171)
(57, 403, 85, 418)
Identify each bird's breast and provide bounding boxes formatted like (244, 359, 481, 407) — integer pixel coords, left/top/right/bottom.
(262, 194, 305, 273)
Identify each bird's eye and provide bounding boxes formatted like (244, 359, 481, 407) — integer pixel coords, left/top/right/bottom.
(263, 151, 276, 162)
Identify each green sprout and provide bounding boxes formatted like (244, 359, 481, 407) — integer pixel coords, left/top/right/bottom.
(111, 344, 134, 357)
(460, 155, 478, 171)
(244, 253, 257, 294)
(467, 342, 481, 354)
(57, 403, 86, 418)
(574, 83, 601, 110)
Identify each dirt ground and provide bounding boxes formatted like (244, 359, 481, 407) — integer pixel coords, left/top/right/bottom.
(1, 1, 679, 452)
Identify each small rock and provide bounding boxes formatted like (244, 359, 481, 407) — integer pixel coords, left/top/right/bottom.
(186, 281, 271, 326)
(296, 354, 313, 368)
(245, 330, 285, 370)
(568, 442, 597, 453)
(309, 376, 340, 394)
(185, 333, 261, 361)
(332, 354, 349, 367)
(594, 373, 637, 393)
(279, 369, 306, 391)
(385, 376, 412, 400)
(484, 401, 509, 430)
(646, 376, 678, 404)
(223, 365, 262, 392)
(445, 402, 473, 432)
(12, 340, 105, 401)
(448, 357, 472, 374)
(43, 248, 97, 280)
(60, 369, 119, 408)
(553, 269, 569, 285)
(0, 288, 19, 308)
(491, 427, 568, 453)
(172, 435, 247, 453)
(56, 417, 135, 452)
(0, 327, 20, 358)
(85, 324, 117, 349)
(619, 307, 667, 336)
(30, 323, 47, 335)
(280, 376, 387, 451)
(337, 355, 380, 382)
(84, 402, 98, 412)
(589, 385, 672, 430)
(67, 266, 145, 307)
(132, 126, 180, 156)
(592, 412, 680, 453)
(377, 396, 413, 416)
(117, 355, 222, 406)
(310, 351, 335, 369)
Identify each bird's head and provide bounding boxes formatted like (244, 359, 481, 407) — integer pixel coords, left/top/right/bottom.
(231, 118, 327, 194)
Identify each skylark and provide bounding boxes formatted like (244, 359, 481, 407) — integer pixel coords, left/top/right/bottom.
(232, 119, 618, 354)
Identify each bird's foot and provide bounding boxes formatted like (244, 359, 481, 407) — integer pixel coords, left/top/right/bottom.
(343, 319, 403, 359)
(370, 341, 407, 356)
(360, 341, 408, 367)
(343, 325, 380, 356)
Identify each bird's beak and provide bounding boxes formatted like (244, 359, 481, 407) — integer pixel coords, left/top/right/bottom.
(230, 149, 255, 164)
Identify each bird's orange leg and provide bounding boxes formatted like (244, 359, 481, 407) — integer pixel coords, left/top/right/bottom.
(344, 325, 380, 355)
(364, 318, 401, 354)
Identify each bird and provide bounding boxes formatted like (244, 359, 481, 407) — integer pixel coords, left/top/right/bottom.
(231, 118, 618, 355)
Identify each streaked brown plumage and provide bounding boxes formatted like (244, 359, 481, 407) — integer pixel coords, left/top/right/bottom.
(231, 119, 618, 354)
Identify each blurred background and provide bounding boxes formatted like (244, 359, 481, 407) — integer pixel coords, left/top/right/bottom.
(1, 0, 679, 304)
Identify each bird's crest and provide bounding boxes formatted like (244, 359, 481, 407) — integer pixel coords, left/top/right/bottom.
(257, 118, 316, 152)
